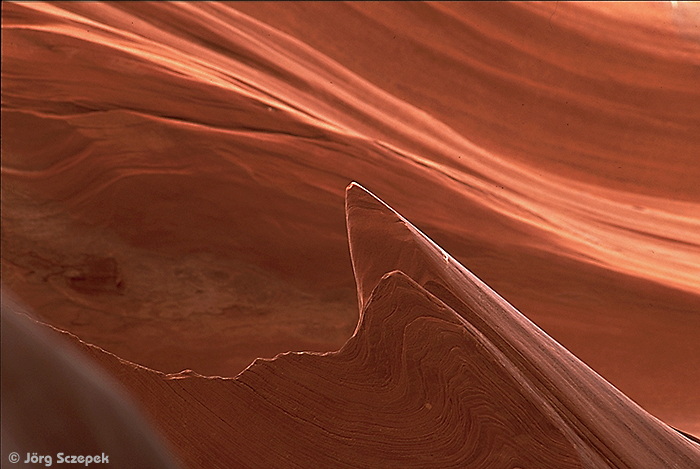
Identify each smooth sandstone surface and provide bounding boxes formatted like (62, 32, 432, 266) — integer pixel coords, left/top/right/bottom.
(2, 0, 700, 457)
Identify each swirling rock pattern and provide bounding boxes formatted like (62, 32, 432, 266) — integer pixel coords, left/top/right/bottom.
(344, 184, 700, 468)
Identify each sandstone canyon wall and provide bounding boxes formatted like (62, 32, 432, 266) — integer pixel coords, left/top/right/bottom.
(2, 2, 700, 466)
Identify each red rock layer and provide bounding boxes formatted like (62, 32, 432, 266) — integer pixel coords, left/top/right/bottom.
(344, 183, 700, 468)
(5, 184, 699, 468)
(2, 1, 700, 435)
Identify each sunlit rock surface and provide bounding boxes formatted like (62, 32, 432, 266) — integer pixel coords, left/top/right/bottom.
(2, 0, 700, 451)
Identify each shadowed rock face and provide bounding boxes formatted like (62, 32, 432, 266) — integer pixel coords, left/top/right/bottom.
(5, 184, 698, 468)
(1, 293, 179, 468)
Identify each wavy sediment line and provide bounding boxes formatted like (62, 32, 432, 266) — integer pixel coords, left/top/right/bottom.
(4, 183, 698, 468)
(3, 1, 699, 295)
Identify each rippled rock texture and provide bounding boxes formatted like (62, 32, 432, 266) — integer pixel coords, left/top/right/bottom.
(2, 1, 700, 461)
